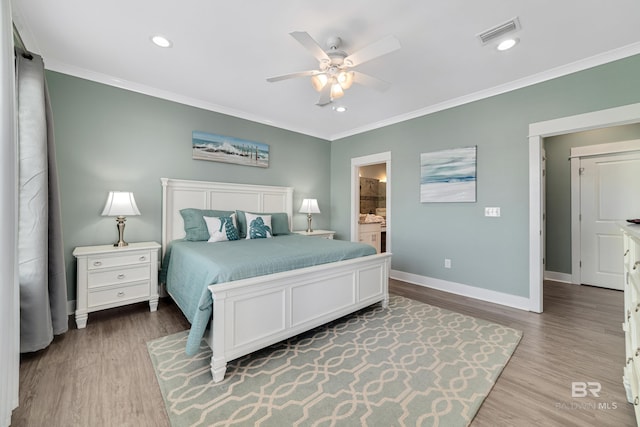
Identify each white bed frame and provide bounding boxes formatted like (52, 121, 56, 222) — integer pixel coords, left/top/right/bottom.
(161, 178, 391, 382)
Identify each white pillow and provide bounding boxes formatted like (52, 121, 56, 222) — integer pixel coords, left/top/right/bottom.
(245, 212, 272, 239)
(203, 214, 239, 242)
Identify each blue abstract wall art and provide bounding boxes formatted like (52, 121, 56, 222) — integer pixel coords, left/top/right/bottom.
(420, 146, 477, 203)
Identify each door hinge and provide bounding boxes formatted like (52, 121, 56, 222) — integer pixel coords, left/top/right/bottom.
(579, 167, 585, 175)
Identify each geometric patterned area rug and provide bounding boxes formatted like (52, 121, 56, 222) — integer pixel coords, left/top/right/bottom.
(147, 295, 522, 427)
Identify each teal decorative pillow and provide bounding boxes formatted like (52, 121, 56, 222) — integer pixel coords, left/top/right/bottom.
(245, 212, 272, 239)
(180, 208, 235, 241)
(236, 211, 289, 238)
(203, 216, 240, 242)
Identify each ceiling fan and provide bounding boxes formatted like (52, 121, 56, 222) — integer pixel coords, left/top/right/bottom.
(266, 31, 401, 106)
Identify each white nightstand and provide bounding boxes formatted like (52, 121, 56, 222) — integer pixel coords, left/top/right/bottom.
(73, 241, 161, 328)
(293, 230, 336, 239)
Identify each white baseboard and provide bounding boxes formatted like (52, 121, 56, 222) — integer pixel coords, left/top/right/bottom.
(544, 270, 573, 284)
(390, 270, 532, 311)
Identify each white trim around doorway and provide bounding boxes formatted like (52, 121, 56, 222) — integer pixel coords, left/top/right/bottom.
(351, 152, 391, 253)
(529, 102, 640, 313)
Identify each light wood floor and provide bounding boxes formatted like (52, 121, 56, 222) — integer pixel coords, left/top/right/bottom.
(12, 279, 637, 426)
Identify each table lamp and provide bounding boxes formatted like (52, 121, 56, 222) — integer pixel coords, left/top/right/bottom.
(102, 191, 141, 247)
(299, 198, 320, 233)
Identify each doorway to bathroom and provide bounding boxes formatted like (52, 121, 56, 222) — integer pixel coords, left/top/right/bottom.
(350, 152, 391, 254)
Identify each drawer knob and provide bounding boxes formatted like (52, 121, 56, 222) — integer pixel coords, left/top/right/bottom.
(93, 261, 102, 266)
(117, 274, 126, 280)
(117, 291, 125, 297)
(139, 256, 146, 261)
(634, 261, 640, 271)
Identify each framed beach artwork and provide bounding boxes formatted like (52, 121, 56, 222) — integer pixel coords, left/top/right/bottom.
(192, 131, 269, 168)
(420, 146, 477, 203)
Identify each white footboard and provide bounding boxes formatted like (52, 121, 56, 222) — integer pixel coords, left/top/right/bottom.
(205, 252, 391, 382)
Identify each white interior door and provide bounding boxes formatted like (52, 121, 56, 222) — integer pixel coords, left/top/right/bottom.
(580, 151, 640, 289)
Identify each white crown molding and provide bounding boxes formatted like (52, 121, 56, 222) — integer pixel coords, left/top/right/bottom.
(329, 41, 640, 141)
(42, 59, 330, 141)
(39, 40, 640, 143)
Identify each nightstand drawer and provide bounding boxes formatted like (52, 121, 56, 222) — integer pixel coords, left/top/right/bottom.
(88, 282, 150, 308)
(88, 265, 150, 288)
(88, 252, 151, 270)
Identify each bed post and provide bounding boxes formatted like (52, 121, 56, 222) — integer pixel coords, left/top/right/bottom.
(382, 256, 390, 308)
(210, 289, 228, 383)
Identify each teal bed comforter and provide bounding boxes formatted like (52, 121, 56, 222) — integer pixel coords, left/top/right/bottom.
(160, 234, 376, 355)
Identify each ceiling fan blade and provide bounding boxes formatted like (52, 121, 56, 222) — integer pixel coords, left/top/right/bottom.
(289, 31, 330, 63)
(353, 71, 392, 92)
(266, 70, 317, 83)
(344, 35, 400, 67)
(316, 82, 332, 106)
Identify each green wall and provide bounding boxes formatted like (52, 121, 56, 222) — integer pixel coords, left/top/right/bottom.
(544, 123, 640, 275)
(330, 54, 640, 298)
(46, 72, 331, 301)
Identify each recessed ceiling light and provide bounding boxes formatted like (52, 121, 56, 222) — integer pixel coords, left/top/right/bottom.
(497, 38, 518, 51)
(333, 105, 347, 113)
(151, 35, 172, 48)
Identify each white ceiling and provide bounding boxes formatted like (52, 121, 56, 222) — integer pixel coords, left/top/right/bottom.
(12, 0, 640, 141)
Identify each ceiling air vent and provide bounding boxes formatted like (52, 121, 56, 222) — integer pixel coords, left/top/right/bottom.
(477, 17, 521, 45)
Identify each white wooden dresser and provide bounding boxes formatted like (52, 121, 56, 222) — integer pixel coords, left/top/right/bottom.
(622, 223, 640, 423)
(73, 241, 160, 328)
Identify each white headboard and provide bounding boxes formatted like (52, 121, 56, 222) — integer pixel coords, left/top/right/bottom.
(161, 178, 294, 256)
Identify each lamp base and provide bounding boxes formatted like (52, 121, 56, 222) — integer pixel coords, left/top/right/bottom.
(113, 216, 129, 247)
(306, 213, 313, 233)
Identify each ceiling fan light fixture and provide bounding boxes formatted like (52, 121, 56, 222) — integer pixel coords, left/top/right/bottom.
(330, 81, 344, 99)
(268, 31, 401, 106)
(311, 74, 328, 92)
(337, 71, 354, 90)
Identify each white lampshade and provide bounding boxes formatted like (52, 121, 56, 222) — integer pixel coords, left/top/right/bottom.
(311, 74, 328, 92)
(299, 198, 320, 214)
(337, 71, 354, 90)
(101, 191, 141, 217)
(330, 81, 344, 99)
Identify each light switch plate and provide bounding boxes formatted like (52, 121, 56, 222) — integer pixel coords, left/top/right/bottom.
(485, 207, 501, 217)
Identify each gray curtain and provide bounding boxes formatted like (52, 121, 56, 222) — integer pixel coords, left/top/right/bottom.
(16, 49, 68, 353)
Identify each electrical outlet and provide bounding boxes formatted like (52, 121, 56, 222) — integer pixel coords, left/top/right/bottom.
(444, 258, 451, 269)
